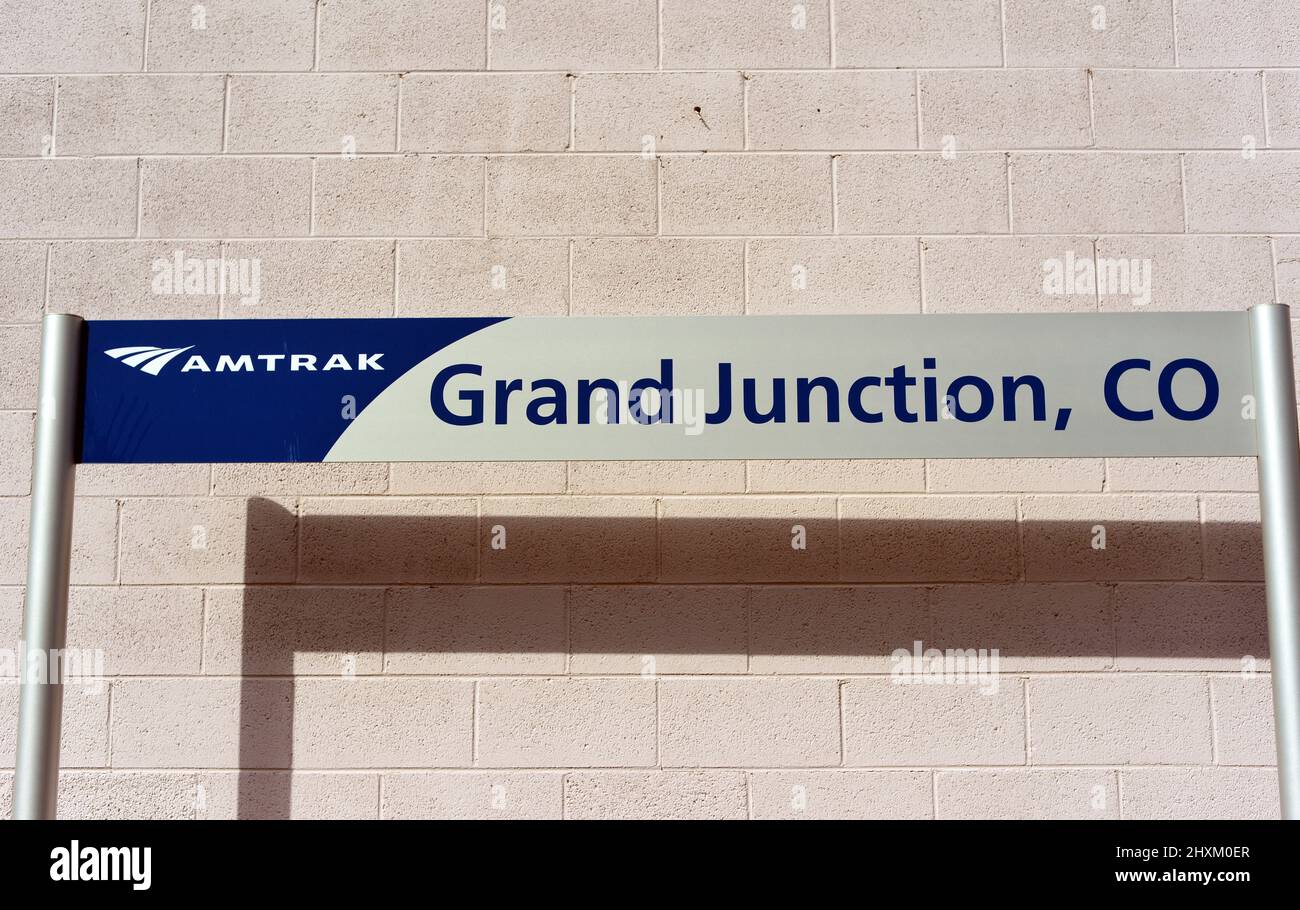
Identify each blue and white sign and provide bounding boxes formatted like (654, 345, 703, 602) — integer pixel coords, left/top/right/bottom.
(81, 313, 1257, 463)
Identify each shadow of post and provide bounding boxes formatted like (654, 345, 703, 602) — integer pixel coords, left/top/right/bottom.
(237, 496, 1268, 819)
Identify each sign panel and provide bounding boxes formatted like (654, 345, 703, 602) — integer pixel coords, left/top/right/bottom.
(80, 313, 1257, 463)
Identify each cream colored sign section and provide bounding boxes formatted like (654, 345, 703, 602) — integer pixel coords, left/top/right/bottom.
(325, 313, 1257, 462)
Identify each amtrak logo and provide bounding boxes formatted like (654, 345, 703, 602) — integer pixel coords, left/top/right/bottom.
(103, 345, 195, 376)
(104, 346, 385, 374)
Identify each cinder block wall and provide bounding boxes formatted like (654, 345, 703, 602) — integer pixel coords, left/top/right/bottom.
(2, 0, 1297, 819)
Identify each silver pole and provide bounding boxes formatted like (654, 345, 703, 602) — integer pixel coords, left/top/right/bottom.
(1249, 303, 1300, 820)
(13, 314, 83, 820)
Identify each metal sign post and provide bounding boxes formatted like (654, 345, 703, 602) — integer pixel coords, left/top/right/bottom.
(14, 314, 84, 820)
(1249, 304, 1300, 819)
(11, 306, 1300, 819)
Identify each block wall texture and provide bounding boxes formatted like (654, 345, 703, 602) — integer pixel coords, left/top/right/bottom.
(2, 0, 1298, 819)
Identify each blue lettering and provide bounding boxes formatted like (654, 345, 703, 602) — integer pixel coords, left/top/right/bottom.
(430, 363, 484, 426)
(1158, 358, 1218, 420)
(1105, 358, 1153, 422)
(947, 375, 995, 422)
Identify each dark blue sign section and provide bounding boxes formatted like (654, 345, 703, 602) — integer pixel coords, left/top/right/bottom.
(81, 318, 503, 463)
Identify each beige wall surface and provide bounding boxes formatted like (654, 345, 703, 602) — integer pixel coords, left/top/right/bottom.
(2, 0, 1298, 819)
